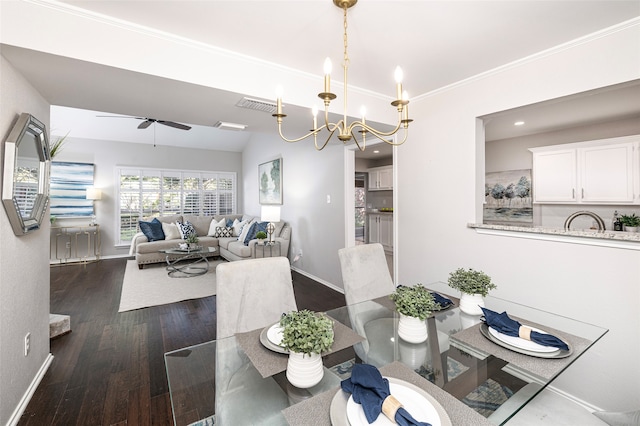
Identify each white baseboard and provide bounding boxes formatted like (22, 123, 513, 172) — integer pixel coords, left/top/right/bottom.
(6, 353, 54, 426)
(290, 266, 344, 294)
(544, 385, 604, 413)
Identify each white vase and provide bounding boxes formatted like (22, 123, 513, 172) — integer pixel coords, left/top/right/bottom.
(397, 314, 428, 344)
(459, 293, 485, 316)
(398, 340, 428, 370)
(286, 351, 324, 389)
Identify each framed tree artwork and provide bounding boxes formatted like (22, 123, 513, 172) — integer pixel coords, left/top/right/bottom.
(259, 158, 282, 205)
(484, 169, 532, 224)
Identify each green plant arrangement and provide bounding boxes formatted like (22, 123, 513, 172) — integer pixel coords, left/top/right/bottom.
(620, 213, 640, 227)
(50, 132, 69, 159)
(255, 230, 268, 240)
(447, 268, 497, 297)
(389, 284, 436, 320)
(186, 234, 199, 244)
(279, 309, 334, 356)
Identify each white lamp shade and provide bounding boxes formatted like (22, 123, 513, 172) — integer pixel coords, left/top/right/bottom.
(86, 188, 102, 200)
(261, 205, 281, 223)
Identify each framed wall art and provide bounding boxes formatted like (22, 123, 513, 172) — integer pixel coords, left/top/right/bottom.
(484, 169, 532, 224)
(259, 158, 282, 205)
(50, 161, 95, 217)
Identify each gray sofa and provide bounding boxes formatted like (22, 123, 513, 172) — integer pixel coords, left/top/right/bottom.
(130, 214, 291, 268)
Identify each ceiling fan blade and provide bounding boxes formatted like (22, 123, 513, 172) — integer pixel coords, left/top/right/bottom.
(158, 120, 191, 131)
(137, 120, 154, 129)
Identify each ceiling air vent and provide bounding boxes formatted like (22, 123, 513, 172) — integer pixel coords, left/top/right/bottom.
(236, 97, 277, 114)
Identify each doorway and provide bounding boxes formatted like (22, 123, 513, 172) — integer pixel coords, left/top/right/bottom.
(355, 173, 366, 244)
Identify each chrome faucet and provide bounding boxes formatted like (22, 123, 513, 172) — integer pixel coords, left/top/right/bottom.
(564, 211, 606, 231)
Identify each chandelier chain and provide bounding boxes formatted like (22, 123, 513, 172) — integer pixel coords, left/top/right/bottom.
(343, 6, 349, 69)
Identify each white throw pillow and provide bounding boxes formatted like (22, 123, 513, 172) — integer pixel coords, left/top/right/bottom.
(237, 219, 255, 242)
(162, 222, 181, 240)
(207, 217, 227, 236)
(232, 219, 248, 237)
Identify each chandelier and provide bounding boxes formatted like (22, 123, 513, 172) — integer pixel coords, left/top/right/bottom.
(273, 0, 412, 151)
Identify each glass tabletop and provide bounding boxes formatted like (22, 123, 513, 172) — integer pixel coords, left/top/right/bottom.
(164, 283, 608, 426)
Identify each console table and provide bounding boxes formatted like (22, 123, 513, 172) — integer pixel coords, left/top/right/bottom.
(50, 224, 101, 265)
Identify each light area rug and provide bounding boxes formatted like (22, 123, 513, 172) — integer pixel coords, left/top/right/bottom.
(118, 259, 221, 312)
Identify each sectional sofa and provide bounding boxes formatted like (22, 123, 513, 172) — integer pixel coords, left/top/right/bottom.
(129, 214, 291, 268)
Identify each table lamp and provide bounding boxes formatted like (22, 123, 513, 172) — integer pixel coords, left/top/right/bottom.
(86, 187, 102, 226)
(261, 205, 281, 244)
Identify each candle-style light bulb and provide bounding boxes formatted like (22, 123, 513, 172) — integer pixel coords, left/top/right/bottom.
(275, 85, 283, 115)
(394, 66, 403, 100)
(312, 105, 318, 130)
(323, 57, 332, 93)
(360, 106, 367, 123)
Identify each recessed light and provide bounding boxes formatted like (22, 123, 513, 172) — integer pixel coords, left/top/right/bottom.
(214, 121, 248, 131)
(514, 121, 525, 126)
(373, 150, 380, 154)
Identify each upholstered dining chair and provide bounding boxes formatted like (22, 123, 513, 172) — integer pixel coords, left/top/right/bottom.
(338, 243, 397, 366)
(338, 243, 450, 369)
(215, 257, 298, 424)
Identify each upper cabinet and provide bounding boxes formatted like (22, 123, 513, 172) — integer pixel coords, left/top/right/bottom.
(530, 135, 640, 204)
(368, 166, 393, 191)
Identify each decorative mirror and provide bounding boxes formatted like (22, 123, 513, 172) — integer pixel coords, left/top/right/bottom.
(2, 113, 51, 236)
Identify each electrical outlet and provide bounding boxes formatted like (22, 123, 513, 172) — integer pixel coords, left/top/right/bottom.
(65, 241, 71, 249)
(24, 332, 30, 356)
(298, 249, 303, 257)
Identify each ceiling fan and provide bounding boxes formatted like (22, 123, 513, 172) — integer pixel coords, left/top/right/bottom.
(97, 115, 191, 130)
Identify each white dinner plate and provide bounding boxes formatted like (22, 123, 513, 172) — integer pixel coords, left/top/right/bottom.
(259, 322, 288, 354)
(488, 325, 559, 353)
(266, 323, 284, 347)
(345, 380, 444, 426)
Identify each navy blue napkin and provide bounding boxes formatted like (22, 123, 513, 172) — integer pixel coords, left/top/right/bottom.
(431, 292, 453, 309)
(480, 307, 569, 351)
(341, 364, 432, 426)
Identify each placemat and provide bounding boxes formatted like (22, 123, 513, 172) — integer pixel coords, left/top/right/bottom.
(236, 320, 365, 379)
(450, 318, 592, 380)
(282, 361, 494, 426)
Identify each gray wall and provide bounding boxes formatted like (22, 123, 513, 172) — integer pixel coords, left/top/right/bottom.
(241, 132, 347, 291)
(51, 137, 243, 258)
(398, 24, 640, 411)
(0, 55, 51, 426)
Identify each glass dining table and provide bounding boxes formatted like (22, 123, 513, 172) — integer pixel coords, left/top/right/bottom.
(164, 282, 608, 426)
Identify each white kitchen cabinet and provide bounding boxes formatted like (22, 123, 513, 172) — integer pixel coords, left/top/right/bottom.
(368, 166, 393, 190)
(369, 214, 393, 251)
(530, 135, 639, 204)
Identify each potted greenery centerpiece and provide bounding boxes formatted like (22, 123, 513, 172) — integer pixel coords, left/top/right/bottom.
(447, 268, 497, 315)
(255, 230, 267, 244)
(185, 234, 200, 250)
(620, 213, 640, 232)
(280, 309, 334, 388)
(389, 284, 436, 343)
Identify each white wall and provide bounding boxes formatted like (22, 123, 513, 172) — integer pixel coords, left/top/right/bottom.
(0, 55, 51, 426)
(399, 22, 640, 410)
(52, 137, 243, 258)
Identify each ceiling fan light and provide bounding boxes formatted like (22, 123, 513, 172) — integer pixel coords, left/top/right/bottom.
(214, 121, 248, 131)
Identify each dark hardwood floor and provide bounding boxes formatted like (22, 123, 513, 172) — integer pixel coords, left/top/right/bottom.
(19, 258, 346, 426)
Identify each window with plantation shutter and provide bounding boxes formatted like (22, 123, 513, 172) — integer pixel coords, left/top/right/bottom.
(117, 167, 236, 245)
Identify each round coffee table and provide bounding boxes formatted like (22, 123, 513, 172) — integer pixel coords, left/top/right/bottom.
(160, 247, 217, 278)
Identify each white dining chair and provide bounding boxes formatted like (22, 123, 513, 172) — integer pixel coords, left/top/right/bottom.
(339, 243, 450, 369)
(215, 257, 298, 425)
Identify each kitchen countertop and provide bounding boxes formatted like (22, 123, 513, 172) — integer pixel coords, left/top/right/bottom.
(468, 223, 640, 242)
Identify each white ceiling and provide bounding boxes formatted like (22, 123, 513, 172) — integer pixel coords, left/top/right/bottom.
(2, 0, 639, 152)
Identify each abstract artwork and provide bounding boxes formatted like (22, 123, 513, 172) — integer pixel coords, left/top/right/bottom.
(50, 162, 95, 217)
(259, 158, 283, 205)
(484, 169, 532, 224)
